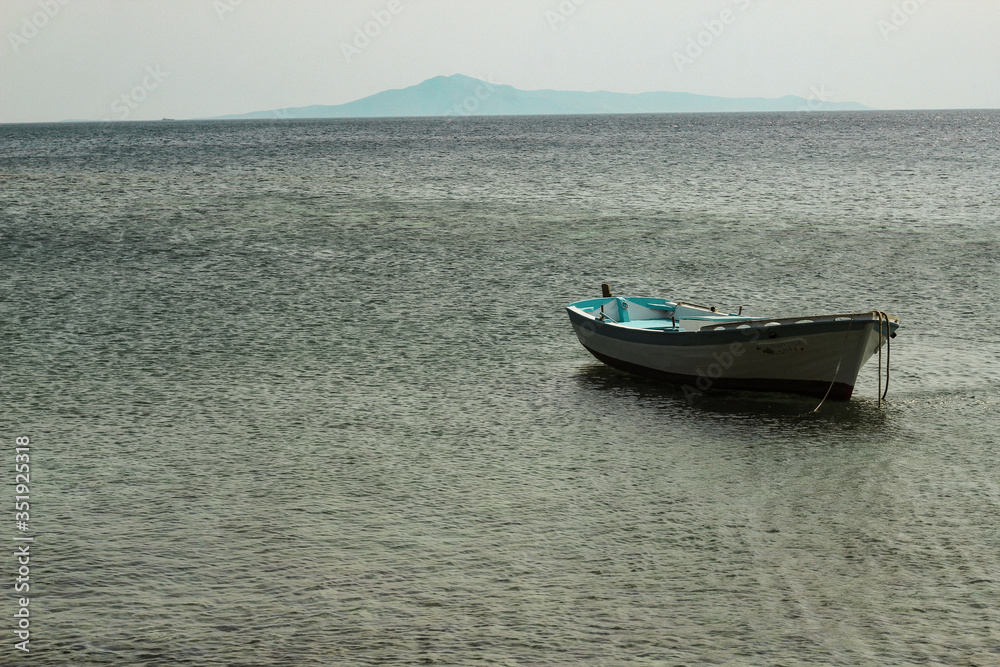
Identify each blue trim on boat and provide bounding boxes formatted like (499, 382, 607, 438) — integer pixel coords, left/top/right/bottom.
(567, 308, 876, 347)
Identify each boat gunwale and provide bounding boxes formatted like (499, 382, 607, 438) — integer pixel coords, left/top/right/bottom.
(566, 301, 899, 329)
(694, 311, 900, 331)
(566, 306, 898, 348)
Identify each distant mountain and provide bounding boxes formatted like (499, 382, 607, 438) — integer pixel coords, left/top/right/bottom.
(211, 74, 872, 120)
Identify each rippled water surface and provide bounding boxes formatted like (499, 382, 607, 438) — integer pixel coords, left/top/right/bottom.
(2, 113, 999, 665)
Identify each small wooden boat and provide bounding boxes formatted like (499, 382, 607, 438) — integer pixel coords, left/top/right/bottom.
(567, 285, 899, 401)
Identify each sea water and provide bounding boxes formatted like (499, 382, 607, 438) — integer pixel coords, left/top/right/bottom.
(1, 112, 998, 664)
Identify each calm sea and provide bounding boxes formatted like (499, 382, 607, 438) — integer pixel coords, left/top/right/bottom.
(2, 112, 998, 665)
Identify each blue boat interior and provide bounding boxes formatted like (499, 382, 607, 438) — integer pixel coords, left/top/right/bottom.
(568, 297, 752, 331)
(568, 297, 900, 337)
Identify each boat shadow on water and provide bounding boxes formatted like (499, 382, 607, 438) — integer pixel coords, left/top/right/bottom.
(575, 363, 893, 428)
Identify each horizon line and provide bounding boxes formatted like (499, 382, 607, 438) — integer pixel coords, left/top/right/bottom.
(10, 107, 1000, 125)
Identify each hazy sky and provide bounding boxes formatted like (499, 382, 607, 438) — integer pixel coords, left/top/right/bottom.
(2, 0, 999, 122)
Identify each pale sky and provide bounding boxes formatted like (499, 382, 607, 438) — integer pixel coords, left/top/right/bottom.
(1, 0, 999, 123)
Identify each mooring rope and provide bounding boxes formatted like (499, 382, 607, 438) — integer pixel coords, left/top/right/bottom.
(809, 313, 856, 414)
(876, 311, 884, 407)
(806, 310, 893, 415)
(874, 310, 892, 407)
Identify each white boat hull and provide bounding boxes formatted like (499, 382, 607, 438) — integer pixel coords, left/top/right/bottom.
(567, 301, 898, 400)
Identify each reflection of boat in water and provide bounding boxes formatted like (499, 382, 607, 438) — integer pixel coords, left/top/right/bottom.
(566, 284, 899, 401)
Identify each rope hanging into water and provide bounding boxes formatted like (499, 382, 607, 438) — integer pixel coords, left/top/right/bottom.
(883, 312, 891, 401)
(875, 310, 892, 408)
(808, 310, 892, 414)
(877, 311, 883, 406)
(810, 313, 856, 414)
